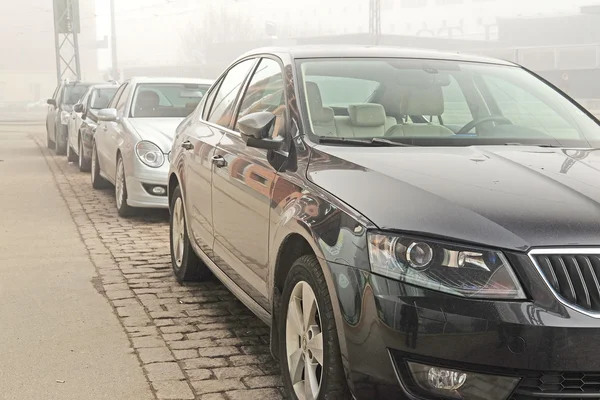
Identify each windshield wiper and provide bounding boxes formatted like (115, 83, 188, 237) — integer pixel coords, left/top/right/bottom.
(503, 142, 560, 148)
(318, 137, 413, 147)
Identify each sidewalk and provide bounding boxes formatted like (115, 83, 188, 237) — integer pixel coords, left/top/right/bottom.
(0, 125, 153, 400)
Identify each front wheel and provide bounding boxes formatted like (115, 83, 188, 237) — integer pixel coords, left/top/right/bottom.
(91, 141, 109, 189)
(279, 255, 350, 400)
(78, 137, 91, 172)
(67, 138, 77, 163)
(54, 122, 66, 155)
(115, 155, 133, 217)
(170, 185, 210, 283)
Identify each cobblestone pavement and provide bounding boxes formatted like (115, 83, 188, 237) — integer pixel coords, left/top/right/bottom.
(33, 132, 286, 400)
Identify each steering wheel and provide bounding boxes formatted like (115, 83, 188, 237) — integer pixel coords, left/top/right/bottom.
(457, 115, 512, 135)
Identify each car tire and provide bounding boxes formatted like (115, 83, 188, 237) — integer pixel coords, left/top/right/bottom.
(169, 185, 210, 283)
(67, 140, 77, 163)
(46, 124, 55, 149)
(91, 141, 109, 189)
(54, 122, 66, 155)
(78, 136, 91, 172)
(115, 154, 133, 217)
(279, 255, 350, 400)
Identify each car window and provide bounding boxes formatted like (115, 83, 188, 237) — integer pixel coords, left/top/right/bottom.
(482, 75, 580, 139)
(90, 88, 118, 110)
(64, 84, 90, 105)
(235, 58, 286, 138)
(201, 79, 222, 121)
(298, 58, 600, 147)
(307, 76, 379, 108)
(440, 76, 473, 127)
(207, 58, 256, 127)
(108, 84, 127, 109)
(116, 83, 131, 115)
(130, 83, 209, 118)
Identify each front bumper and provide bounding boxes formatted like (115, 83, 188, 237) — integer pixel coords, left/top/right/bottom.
(125, 156, 169, 209)
(326, 255, 600, 400)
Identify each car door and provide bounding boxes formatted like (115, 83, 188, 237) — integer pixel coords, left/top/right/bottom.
(184, 58, 257, 260)
(96, 83, 127, 178)
(211, 57, 288, 310)
(70, 90, 90, 151)
(47, 85, 60, 139)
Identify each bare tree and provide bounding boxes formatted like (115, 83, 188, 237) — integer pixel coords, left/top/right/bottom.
(179, 5, 259, 64)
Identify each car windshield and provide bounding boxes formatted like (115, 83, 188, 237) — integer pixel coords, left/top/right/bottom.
(90, 87, 117, 110)
(130, 83, 209, 118)
(298, 58, 600, 147)
(63, 84, 90, 105)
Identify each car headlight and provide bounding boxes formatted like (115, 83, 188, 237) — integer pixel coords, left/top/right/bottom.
(367, 232, 525, 299)
(135, 141, 165, 168)
(60, 111, 70, 125)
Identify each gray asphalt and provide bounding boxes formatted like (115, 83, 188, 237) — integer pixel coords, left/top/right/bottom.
(0, 125, 153, 400)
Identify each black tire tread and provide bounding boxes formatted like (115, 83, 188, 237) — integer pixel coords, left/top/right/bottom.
(279, 254, 350, 400)
(116, 156, 134, 218)
(91, 142, 109, 189)
(169, 185, 211, 283)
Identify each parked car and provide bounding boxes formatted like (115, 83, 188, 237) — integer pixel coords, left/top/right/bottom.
(168, 45, 600, 400)
(66, 83, 118, 171)
(92, 77, 213, 217)
(46, 80, 95, 155)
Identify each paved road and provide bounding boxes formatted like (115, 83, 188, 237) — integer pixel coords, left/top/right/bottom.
(0, 125, 152, 400)
(1, 124, 285, 400)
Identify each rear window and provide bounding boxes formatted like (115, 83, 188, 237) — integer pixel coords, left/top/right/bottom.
(90, 88, 118, 110)
(63, 84, 90, 105)
(130, 83, 210, 118)
(306, 76, 379, 108)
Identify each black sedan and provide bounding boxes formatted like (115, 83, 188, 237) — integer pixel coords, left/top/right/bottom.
(168, 45, 600, 400)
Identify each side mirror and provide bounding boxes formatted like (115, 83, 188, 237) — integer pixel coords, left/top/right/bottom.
(47, 99, 56, 106)
(98, 108, 118, 122)
(237, 112, 284, 150)
(74, 103, 84, 113)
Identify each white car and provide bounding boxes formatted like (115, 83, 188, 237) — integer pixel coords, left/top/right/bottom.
(67, 84, 118, 170)
(92, 77, 213, 217)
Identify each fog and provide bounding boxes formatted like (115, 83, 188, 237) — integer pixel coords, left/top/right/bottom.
(3, 0, 600, 116)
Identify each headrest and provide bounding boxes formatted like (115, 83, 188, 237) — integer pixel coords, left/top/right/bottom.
(400, 86, 444, 116)
(306, 81, 334, 124)
(137, 91, 159, 109)
(348, 104, 386, 127)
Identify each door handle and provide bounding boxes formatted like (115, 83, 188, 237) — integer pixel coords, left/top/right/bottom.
(181, 141, 194, 151)
(211, 155, 227, 168)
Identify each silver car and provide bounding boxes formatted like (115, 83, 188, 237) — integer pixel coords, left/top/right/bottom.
(92, 77, 213, 217)
(66, 84, 118, 171)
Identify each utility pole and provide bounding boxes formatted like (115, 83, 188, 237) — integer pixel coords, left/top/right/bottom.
(52, 0, 82, 84)
(369, 0, 381, 45)
(110, 0, 119, 80)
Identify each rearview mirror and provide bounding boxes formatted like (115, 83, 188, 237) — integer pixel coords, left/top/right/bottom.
(47, 99, 56, 106)
(74, 103, 84, 113)
(98, 108, 118, 122)
(237, 112, 284, 150)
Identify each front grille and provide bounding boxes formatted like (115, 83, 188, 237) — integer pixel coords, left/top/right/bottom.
(532, 252, 600, 313)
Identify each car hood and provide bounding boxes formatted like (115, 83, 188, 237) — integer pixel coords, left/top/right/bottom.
(308, 145, 600, 251)
(128, 118, 185, 153)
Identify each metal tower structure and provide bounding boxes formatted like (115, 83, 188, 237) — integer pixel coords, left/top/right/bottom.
(53, 0, 82, 84)
(369, 0, 381, 44)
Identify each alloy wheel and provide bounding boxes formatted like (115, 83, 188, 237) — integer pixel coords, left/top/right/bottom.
(78, 140, 83, 166)
(286, 281, 324, 400)
(115, 158, 125, 209)
(172, 197, 185, 268)
(91, 145, 97, 184)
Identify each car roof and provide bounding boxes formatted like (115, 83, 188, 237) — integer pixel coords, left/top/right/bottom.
(128, 77, 214, 85)
(89, 84, 119, 89)
(240, 45, 516, 66)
